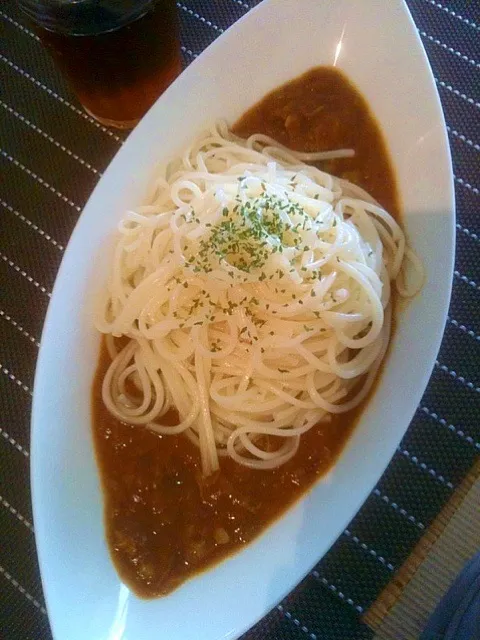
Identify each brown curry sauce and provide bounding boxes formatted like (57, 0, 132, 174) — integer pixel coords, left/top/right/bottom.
(92, 67, 399, 598)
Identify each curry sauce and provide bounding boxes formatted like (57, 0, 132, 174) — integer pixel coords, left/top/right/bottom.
(92, 66, 399, 598)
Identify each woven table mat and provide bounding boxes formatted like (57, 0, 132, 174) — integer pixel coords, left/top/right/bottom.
(367, 459, 480, 638)
(1, 1, 479, 639)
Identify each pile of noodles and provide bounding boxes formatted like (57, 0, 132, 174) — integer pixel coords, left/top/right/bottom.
(96, 121, 422, 475)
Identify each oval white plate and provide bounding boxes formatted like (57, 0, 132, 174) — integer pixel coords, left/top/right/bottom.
(32, 0, 454, 638)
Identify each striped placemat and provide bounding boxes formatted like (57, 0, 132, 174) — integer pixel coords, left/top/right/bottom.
(1, 1, 479, 638)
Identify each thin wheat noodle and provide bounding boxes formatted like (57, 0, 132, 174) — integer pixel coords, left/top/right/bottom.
(97, 121, 422, 474)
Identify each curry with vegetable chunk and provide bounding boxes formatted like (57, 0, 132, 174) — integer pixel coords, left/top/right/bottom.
(92, 66, 399, 598)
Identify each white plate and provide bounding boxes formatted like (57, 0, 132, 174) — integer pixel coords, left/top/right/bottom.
(31, 0, 454, 638)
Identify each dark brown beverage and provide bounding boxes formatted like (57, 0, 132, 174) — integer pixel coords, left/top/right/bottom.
(21, 0, 181, 128)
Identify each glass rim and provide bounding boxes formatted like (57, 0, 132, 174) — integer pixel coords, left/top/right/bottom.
(18, 0, 158, 36)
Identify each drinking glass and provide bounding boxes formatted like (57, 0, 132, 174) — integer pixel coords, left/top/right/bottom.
(19, 0, 182, 129)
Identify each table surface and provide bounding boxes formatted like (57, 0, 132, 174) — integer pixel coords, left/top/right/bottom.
(1, 1, 479, 639)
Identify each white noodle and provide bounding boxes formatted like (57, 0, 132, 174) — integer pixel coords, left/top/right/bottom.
(97, 121, 423, 475)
